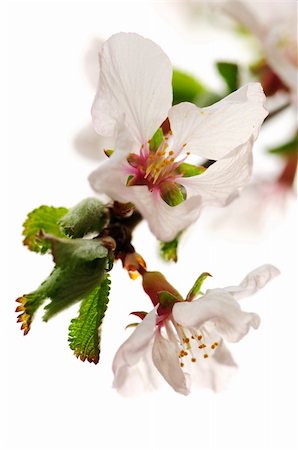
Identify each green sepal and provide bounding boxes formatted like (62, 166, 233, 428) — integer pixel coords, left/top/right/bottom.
(186, 272, 212, 302)
(216, 62, 239, 93)
(59, 198, 109, 238)
(160, 234, 180, 263)
(268, 134, 298, 156)
(68, 275, 111, 364)
(160, 182, 187, 207)
(149, 128, 164, 152)
(104, 149, 114, 157)
(158, 291, 178, 308)
(22, 205, 68, 254)
(172, 69, 206, 105)
(176, 162, 206, 177)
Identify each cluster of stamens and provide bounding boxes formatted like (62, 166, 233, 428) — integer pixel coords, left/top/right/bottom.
(127, 137, 188, 191)
(176, 326, 220, 368)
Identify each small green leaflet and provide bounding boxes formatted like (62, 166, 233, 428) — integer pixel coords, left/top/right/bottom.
(23, 205, 68, 254)
(160, 234, 180, 263)
(216, 62, 239, 94)
(186, 272, 212, 302)
(68, 276, 111, 364)
(59, 197, 109, 238)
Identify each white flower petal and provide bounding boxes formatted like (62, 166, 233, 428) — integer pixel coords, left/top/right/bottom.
(88, 152, 132, 204)
(180, 138, 253, 207)
(173, 290, 260, 343)
(113, 345, 160, 397)
(190, 341, 238, 392)
(112, 309, 157, 381)
(92, 32, 172, 146)
(169, 83, 267, 160)
(224, 264, 280, 301)
(152, 332, 190, 395)
(128, 186, 204, 241)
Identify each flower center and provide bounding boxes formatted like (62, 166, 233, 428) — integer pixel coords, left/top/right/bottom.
(126, 139, 188, 192)
(164, 319, 220, 367)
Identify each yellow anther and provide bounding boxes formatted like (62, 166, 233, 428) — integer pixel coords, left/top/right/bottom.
(183, 338, 190, 344)
(180, 362, 184, 367)
(214, 342, 219, 347)
(169, 150, 174, 155)
(211, 345, 215, 349)
(191, 358, 197, 363)
(199, 344, 206, 349)
(197, 335, 203, 341)
(203, 354, 209, 359)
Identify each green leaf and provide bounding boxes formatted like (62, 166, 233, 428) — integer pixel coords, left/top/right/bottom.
(16, 236, 110, 332)
(23, 205, 68, 254)
(149, 128, 164, 152)
(186, 272, 212, 302)
(216, 62, 239, 93)
(160, 235, 180, 263)
(42, 236, 109, 320)
(160, 182, 187, 207)
(68, 275, 111, 364)
(268, 134, 298, 155)
(172, 69, 206, 105)
(176, 162, 206, 177)
(59, 198, 109, 238)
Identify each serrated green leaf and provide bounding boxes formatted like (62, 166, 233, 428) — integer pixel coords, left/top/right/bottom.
(176, 162, 206, 177)
(216, 62, 239, 93)
(268, 134, 298, 155)
(59, 198, 109, 238)
(16, 236, 111, 332)
(172, 69, 206, 105)
(160, 235, 180, 263)
(186, 272, 212, 302)
(149, 128, 164, 152)
(23, 205, 68, 254)
(48, 235, 108, 267)
(42, 236, 109, 320)
(68, 276, 111, 364)
(160, 182, 187, 207)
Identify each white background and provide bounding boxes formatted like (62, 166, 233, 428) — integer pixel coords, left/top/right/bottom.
(4, 1, 298, 449)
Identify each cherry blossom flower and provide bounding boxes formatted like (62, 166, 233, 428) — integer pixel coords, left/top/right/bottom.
(112, 264, 279, 396)
(88, 32, 268, 241)
(220, 0, 297, 99)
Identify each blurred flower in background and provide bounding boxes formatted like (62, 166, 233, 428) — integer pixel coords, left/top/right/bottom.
(163, 0, 297, 236)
